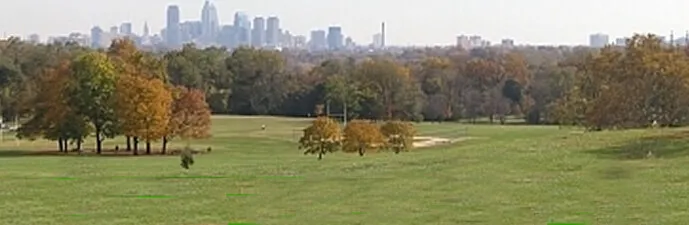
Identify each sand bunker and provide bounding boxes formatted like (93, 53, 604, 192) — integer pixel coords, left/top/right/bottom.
(413, 136, 474, 148)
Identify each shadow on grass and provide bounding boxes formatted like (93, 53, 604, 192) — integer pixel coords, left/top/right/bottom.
(0, 149, 210, 158)
(584, 131, 689, 160)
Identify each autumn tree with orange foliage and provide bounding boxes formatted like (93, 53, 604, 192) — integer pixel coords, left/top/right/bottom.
(163, 86, 212, 153)
(17, 60, 91, 152)
(114, 74, 172, 155)
(299, 116, 342, 160)
(107, 38, 168, 151)
(381, 121, 416, 154)
(342, 120, 385, 156)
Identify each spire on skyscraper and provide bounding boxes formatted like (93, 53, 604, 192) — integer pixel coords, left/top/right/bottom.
(143, 21, 149, 37)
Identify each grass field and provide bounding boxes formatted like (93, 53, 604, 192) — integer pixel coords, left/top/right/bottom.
(2, 116, 689, 225)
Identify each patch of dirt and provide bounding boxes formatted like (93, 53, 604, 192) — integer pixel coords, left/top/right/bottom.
(413, 136, 475, 148)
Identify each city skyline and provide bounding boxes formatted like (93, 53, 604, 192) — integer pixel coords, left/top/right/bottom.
(4, 0, 689, 46)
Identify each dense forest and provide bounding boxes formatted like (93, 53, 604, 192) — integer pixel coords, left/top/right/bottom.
(0, 34, 686, 154)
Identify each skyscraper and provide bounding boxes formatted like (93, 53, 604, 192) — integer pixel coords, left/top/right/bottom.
(252, 17, 266, 47)
(201, 1, 220, 44)
(120, 22, 133, 36)
(110, 26, 119, 35)
(266, 17, 280, 48)
(233, 12, 252, 47)
(327, 26, 343, 50)
(90, 26, 103, 48)
(166, 5, 181, 48)
(372, 33, 383, 48)
(589, 33, 609, 48)
(309, 30, 327, 51)
(381, 22, 386, 48)
(143, 22, 150, 37)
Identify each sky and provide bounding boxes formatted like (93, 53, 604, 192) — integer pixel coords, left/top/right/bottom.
(2, 0, 689, 46)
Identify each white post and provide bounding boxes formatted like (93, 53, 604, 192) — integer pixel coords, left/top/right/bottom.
(14, 116, 18, 146)
(343, 102, 348, 127)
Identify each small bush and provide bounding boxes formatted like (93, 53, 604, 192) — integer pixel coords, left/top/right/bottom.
(180, 146, 195, 170)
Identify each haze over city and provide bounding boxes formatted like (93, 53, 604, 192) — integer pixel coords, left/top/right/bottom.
(4, 0, 689, 46)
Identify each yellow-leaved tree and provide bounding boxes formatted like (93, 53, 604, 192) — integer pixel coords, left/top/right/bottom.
(381, 121, 416, 154)
(299, 116, 342, 160)
(342, 120, 385, 156)
(115, 74, 172, 155)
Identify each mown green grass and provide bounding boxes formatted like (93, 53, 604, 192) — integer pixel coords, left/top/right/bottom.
(1, 116, 689, 225)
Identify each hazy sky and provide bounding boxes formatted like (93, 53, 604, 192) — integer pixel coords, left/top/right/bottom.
(2, 0, 689, 46)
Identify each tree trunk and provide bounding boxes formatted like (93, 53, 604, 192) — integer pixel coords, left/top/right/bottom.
(76, 139, 83, 152)
(489, 115, 494, 124)
(162, 136, 168, 155)
(358, 147, 364, 156)
(126, 136, 131, 151)
(318, 153, 323, 160)
(133, 137, 139, 155)
(58, 138, 64, 152)
(95, 130, 102, 154)
(146, 141, 151, 155)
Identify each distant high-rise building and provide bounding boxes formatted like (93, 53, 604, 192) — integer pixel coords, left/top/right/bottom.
(180, 21, 203, 43)
(456, 35, 470, 49)
(266, 16, 280, 47)
(345, 37, 354, 49)
(293, 35, 307, 49)
(218, 25, 236, 48)
(28, 34, 40, 44)
(381, 22, 386, 48)
(120, 23, 133, 36)
(233, 12, 252, 47)
(469, 35, 482, 47)
(110, 26, 119, 35)
(201, 1, 220, 44)
(589, 33, 609, 48)
(501, 39, 514, 48)
(143, 22, 150, 37)
(309, 30, 327, 51)
(372, 33, 383, 48)
(252, 17, 266, 47)
(90, 26, 103, 48)
(166, 5, 182, 48)
(281, 30, 293, 49)
(327, 26, 343, 50)
(614, 37, 628, 46)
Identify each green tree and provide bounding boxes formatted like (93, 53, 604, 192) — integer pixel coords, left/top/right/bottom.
(67, 52, 118, 154)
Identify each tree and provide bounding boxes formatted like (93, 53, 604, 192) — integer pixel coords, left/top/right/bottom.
(108, 38, 169, 151)
(417, 57, 464, 121)
(342, 120, 385, 156)
(354, 58, 422, 120)
(164, 86, 212, 154)
(115, 74, 172, 155)
(16, 60, 91, 152)
(381, 121, 416, 154)
(228, 47, 290, 115)
(298, 116, 342, 160)
(66, 52, 118, 154)
(324, 74, 364, 123)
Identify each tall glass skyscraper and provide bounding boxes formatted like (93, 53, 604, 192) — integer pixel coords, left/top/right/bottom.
(233, 12, 252, 47)
(201, 1, 220, 44)
(266, 17, 280, 48)
(166, 5, 181, 48)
